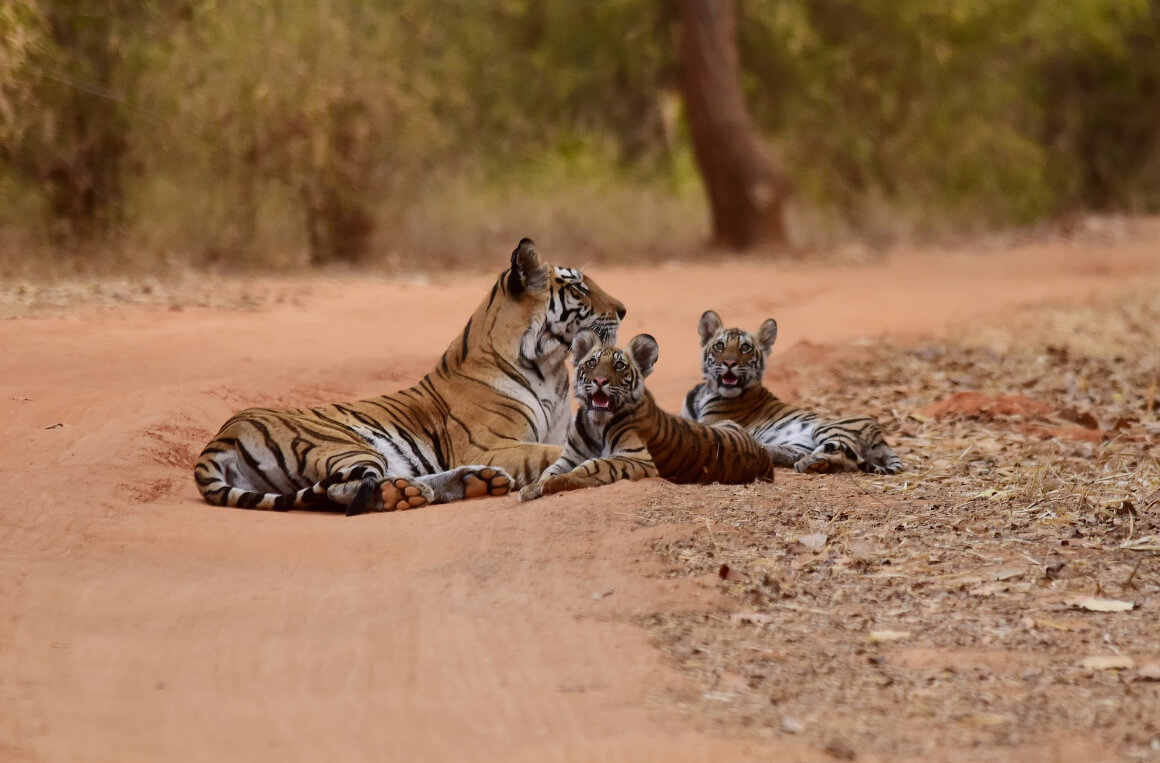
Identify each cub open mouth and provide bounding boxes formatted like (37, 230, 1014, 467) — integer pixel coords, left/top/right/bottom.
(590, 390, 612, 409)
(721, 370, 739, 386)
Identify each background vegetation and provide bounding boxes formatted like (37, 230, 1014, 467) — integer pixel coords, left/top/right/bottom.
(1, 0, 1158, 275)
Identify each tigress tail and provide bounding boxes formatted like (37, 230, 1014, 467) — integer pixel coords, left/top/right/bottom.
(193, 459, 380, 515)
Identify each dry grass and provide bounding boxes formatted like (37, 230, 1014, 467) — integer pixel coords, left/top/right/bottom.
(634, 290, 1160, 759)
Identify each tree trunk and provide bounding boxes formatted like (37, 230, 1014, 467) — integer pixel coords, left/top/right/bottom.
(677, 0, 791, 250)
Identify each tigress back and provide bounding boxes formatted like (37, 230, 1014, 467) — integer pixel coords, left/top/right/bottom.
(195, 239, 626, 514)
(682, 310, 903, 475)
(519, 330, 774, 501)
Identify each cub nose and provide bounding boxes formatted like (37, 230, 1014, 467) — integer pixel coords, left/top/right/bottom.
(615, 305, 627, 320)
(593, 377, 608, 387)
(723, 360, 737, 369)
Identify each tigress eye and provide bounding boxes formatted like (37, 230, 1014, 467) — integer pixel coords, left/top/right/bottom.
(585, 357, 598, 368)
(713, 341, 725, 351)
(613, 360, 628, 372)
(740, 343, 753, 353)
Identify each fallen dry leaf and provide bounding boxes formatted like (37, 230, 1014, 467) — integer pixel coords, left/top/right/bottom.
(718, 563, 746, 582)
(869, 630, 912, 643)
(1031, 617, 1078, 632)
(1120, 536, 1160, 551)
(796, 533, 828, 553)
(1065, 597, 1135, 612)
(1079, 655, 1135, 671)
(970, 582, 1008, 597)
(731, 612, 776, 626)
(962, 712, 1009, 727)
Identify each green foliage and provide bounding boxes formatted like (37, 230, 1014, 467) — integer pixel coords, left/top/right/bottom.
(0, 0, 44, 144)
(1, 0, 1159, 270)
(741, 0, 1160, 233)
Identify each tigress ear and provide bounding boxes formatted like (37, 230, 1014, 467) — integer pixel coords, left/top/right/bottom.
(571, 329, 601, 365)
(628, 334, 660, 378)
(757, 318, 778, 355)
(508, 238, 550, 296)
(697, 310, 723, 346)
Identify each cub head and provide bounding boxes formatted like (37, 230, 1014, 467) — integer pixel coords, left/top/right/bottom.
(696, 310, 778, 398)
(504, 238, 626, 360)
(570, 330, 659, 418)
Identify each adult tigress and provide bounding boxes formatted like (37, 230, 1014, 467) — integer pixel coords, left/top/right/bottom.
(518, 330, 774, 502)
(681, 310, 904, 475)
(194, 238, 626, 515)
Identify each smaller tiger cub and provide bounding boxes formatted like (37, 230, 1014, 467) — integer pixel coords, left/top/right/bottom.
(518, 330, 775, 502)
(682, 310, 904, 475)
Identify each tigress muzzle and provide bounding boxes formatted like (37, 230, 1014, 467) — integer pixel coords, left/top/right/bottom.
(584, 316, 621, 344)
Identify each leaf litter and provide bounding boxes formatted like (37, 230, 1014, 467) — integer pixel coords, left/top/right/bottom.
(631, 289, 1160, 760)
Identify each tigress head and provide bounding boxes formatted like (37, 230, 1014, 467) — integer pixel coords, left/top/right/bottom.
(570, 330, 659, 420)
(504, 238, 626, 361)
(696, 310, 778, 398)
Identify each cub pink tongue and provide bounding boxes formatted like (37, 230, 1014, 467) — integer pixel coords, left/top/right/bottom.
(592, 390, 611, 409)
(722, 371, 738, 386)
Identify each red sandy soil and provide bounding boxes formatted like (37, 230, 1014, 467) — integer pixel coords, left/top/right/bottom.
(2, 235, 1158, 762)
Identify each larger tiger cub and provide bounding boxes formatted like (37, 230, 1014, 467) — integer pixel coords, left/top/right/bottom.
(682, 311, 903, 475)
(518, 330, 774, 502)
(195, 239, 626, 515)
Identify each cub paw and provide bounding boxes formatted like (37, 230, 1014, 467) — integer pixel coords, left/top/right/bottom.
(381, 477, 433, 511)
(541, 474, 589, 496)
(518, 474, 591, 503)
(794, 454, 834, 474)
(517, 482, 544, 503)
(462, 467, 513, 500)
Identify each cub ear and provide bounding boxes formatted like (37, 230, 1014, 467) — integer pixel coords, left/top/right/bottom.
(508, 237, 550, 296)
(571, 329, 601, 365)
(757, 318, 778, 355)
(697, 310, 723, 346)
(628, 334, 660, 378)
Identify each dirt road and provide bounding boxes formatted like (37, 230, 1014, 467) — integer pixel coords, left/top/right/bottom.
(2, 234, 1157, 762)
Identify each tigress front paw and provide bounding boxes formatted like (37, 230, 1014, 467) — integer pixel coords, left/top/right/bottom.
(381, 477, 434, 511)
(462, 467, 513, 499)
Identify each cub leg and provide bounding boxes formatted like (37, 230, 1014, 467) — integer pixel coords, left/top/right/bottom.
(518, 454, 658, 502)
(766, 443, 809, 468)
(794, 440, 862, 474)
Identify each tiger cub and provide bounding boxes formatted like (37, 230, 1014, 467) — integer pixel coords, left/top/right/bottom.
(681, 310, 903, 475)
(518, 330, 774, 501)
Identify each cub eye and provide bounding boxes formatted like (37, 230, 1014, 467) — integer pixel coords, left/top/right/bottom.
(613, 360, 628, 372)
(740, 343, 753, 353)
(713, 341, 725, 351)
(585, 357, 598, 368)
